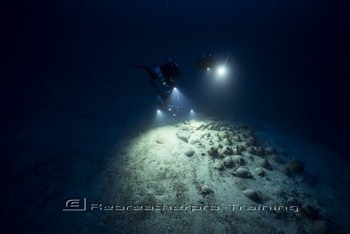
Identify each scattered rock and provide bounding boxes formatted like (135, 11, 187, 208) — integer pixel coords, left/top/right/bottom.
(301, 205, 320, 220)
(210, 121, 222, 130)
(223, 156, 234, 168)
(255, 167, 265, 177)
(213, 161, 225, 171)
(219, 126, 227, 131)
(218, 131, 228, 140)
(296, 177, 305, 183)
(212, 136, 220, 143)
(200, 132, 210, 139)
(232, 167, 251, 178)
(201, 185, 214, 196)
(155, 137, 165, 144)
(206, 123, 213, 130)
(246, 154, 254, 161)
(236, 145, 245, 154)
(223, 147, 234, 155)
(314, 220, 331, 234)
(190, 121, 203, 129)
(197, 198, 205, 205)
(222, 138, 232, 146)
(238, 124, 249, 130)
(179, 125, 189, 131)
(288, 160, 305, 173)
(260, 159, 272, 170)
(246, 147, 256, 154)
(272, 188, 284, 197)
(176, 130, 191, 143)
(271, 155, 284, 164)
(243, 189, 261, 202)
(246, 137, 257, 146)
(233, 155, 245, 166)
(233, 148, 240, 155)
(255, 147, 265, 156)
(241, 133, 248, 139)
(233, 135, 241, 142)
(281, 166, 292, 176)
(245, 129, 254, 137)
(233, 129, 240, 135)
(185, 149, 195, 157)
(276, 147, 288, 156)
(264, 146, 276, 154)
(286, 197, 302, 207)
(207, 147, 219, 158)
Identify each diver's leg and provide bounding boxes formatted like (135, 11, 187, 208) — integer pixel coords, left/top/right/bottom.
(134, 65, 157, 79)
(160, 92, 170, 104)
(150, 80, 168, 110)
(149, 79, 162, 96)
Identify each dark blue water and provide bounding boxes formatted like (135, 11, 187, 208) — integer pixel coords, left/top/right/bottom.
(1, 0, 349, 233)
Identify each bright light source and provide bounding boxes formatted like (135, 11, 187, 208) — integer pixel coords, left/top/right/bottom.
(189, 109, 195, 118)
(207, 67, 210, 71)
(154, 108, 165, 122)
(217, 66, 227, 76)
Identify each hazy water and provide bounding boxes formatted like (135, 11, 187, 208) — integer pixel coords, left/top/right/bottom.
(1, 0, 349, 233)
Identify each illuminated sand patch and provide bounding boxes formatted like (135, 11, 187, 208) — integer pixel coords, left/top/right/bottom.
(96, 117, 344, 233)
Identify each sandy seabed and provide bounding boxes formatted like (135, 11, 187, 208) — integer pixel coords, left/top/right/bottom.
(80, 113, 350, 234)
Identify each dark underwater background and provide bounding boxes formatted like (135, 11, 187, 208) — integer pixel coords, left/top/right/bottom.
(1, 0, 349, 233)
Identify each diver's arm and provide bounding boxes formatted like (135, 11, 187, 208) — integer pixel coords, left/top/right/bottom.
(134, 65, 158, 79)
(149, 79, 162, 96)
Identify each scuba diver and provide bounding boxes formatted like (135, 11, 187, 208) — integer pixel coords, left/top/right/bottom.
(134, 58, 183, 111)
(195, 52, 216, 71)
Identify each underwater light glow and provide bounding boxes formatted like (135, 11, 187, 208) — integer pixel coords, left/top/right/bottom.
(168, 87, 182, 105)
(217, 66, 227, 76)
(155, 108, 165, 121)
(188, 109, 196, 119)
(189, 109, 195, 117)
